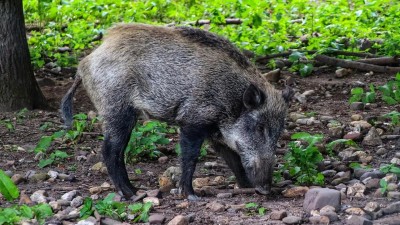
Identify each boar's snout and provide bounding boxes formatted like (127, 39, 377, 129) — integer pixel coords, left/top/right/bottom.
(245, 154, 275, 195)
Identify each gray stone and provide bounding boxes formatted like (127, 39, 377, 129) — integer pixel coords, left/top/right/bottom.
(350, 102, 364, 111)
(167, 215, 189, 225)
(48, 170, 59, 179)
(365, 178, 380, 190)
(364, 202, 380, 212)
(359, 170, 385, 181)
(353, 168, 371, 179)
(61, 190, 78, 201)
(382, 201, 400, 215)
(387, 191, 400, 199)
(282, 216, 302, 224)
(289, 112, 307, 122)
(270, 210, 287, 220)
(346, 215, 372, 225)
(30, 173, 49, 183)
(362, 127, 382, 146)
(309, 216, 330, 225)
(303, 188, 341, 212)
(143, 197, 160, 206)
(71, 196, 84, 208)
(149, 213, 166, 224)
(387, 183, 398, 191)
(30, 190, 48, 203)
(206, 201, 225, 212)
(216, 192, 232, 198)
(101, 217, 124, 225)
(146, 189, 161, 198)
(11, 174, 25, 185)
(376, 147, 388, 155)
(320, 211, 339, 222)
(158, 156, 168, 164)
(76, 217, 97, 225)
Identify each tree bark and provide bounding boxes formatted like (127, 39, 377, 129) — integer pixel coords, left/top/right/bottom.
(0, 0, 47, 112)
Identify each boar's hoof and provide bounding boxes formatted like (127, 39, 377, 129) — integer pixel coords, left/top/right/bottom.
(187, 194, 201, 201)
(255, 186, 270, 195)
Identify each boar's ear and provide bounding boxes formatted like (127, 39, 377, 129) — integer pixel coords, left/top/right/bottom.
(243, 84, 266, 109)
(282, 86, 294, 104)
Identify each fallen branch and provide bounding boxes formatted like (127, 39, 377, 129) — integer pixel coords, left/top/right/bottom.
(314, 54, 400, 73)
(356, 57, 400, 66)
(256, 50, 380, 64)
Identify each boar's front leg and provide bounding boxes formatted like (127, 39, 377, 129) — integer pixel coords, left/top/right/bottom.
(210, 141, 253, 188)
(102, 105, 137, 199)
(179, 126, 208, 201)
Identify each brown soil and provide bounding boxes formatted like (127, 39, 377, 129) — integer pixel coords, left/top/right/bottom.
(1, 67, 400, 225)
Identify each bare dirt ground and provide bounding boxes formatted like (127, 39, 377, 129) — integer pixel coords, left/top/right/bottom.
(1, 67, 400, 225)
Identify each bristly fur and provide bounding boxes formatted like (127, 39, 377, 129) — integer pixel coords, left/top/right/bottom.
(60, 23, 292, 199)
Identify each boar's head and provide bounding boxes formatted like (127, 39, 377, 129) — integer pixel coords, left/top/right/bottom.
(221, 84, 292, 195)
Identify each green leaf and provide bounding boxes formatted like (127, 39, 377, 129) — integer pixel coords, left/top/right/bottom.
(38, 158, 55, 168)
(80, 198, 94, 219)
(258, 207, 266, 215)
(20, 205, 34, 219)
(299, 63, 314, 77)
(35, 136, 53, 153)
(245, 202, 258, 208)
(0, 170, 20, 201)
(128, 203, 143, 213)
(252, 13, 262, 28)
(288, 51, 303, 62)
(382, 96, 398, 105)
(54, 150, 70, 159)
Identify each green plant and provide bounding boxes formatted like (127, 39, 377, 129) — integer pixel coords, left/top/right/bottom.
(326, 138, 359, 155)
(38, 150, 71, 168)
(349, 84, 376, 104)
(378, 73, 400, 105)
(288, 51, 313, 77)
(244, 202, 267, 216)
(128, 202, 153, 223)
(0, 170, 19, 201)
(80, 193, 153, 223)
(39, 122, 53, 131)
(64, 113, 98, 142)
(380, 164, 400, 175)
(95, 193, 127, 221)
(0, 119, 14, 132)
(380, 178, 388, 195)
(125, 120, 173, 163)
(383, 111, 400, 126)
(0, 204, 53, 225)
(281, 132, 325, 185)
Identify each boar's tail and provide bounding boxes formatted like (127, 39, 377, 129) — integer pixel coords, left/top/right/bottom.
(61, 74, 82, 129)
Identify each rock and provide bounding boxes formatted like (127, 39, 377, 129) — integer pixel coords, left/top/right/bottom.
(163, 166, 182, 183)
(350, 121, 372, 130)
(91, 162, 105, 171)
(147, 189, 161, 198)
(49, 201, 61, 211)
(58, 173, 75, 181)
(89, 186, 103, 194)
(19, 192, 33, 205)
(346, 215, 372, 225)
(387, 191, 400, 199)
(71, 196, 84, 208)
(390, 157, 400, 166)
(376, 147, 388, 155)
(206, 201, 225, 212)
(289, 112, 307, 122)
(159, 176, 174, 192)
(320, 211, 339, 222)
(30, 173, 49, 183)
(30, 190, 48, 203)
(282, 216, 302, 224)
(176, 201, 189, 209)
(11, 174, 25, 185)
(192, 177, 210, 188)
(61, 190, 78, 201)
(365, 178, 380, 190)
(48, 170, 59, 179)
(351, 114, 363, 121)
(336, 68, 352, 78)
(204, 161, 219, 168)
(338, 149, 357, 161)
(282, 186, 309, 198)
(76, 217, 97, 225)
(353, 168, 371, 179)
(167, 215, 189, 225)
(381, 201, 400, 215)
(364, 202, 380, 212)
(143, 197, 160, 206)
(345, 208, 366, 216)
(347, 183, 366, 197)
(343, 132, 362, 140)
(362, 127, 382, 146)
(216, 192, 232, 198)
(309, 216, 330, 225)
(158, 156, 168, 164)
(320, 205, 336, 213)
(329, 126, 343, 138)
(262, 69, 281, 82)
(303, 188, 341, 212)
(350, 102, 364, 111)
(296, 117, 320, 125)
(387, 183, 398, 191)
(149, 213, 166, 224)
(213, 176, 225, 185)
(101, 217, 125, 225)
(359, 170, 385, 180)
(269, 210, 287, 220)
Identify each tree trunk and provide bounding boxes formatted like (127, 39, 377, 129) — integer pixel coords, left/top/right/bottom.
(0, 0, 47, 112)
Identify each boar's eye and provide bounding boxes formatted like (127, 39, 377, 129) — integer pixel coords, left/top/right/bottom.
(256, 124, 264, 134)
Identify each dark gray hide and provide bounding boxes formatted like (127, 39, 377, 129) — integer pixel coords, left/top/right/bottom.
(61, 24, 291, 200)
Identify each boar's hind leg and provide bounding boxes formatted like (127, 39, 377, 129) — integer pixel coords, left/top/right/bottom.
(102, 105, 137, 199)
(211, 142, 253, 188)
(179, 126, 208, 201)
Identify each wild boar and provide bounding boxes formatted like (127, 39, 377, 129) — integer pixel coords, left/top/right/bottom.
(61, 23, 292, 200)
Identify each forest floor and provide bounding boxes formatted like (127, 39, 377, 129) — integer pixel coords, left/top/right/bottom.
(1, 66, 400, 225)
